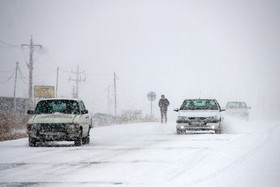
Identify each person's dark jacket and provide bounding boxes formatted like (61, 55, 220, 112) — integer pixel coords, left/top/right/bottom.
(158, 98, 170, 111)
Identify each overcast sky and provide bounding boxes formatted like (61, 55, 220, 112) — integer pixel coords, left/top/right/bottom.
(1, 0, 280, 119)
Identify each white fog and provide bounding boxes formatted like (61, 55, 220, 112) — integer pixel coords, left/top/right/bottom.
(0, 0, 280, 186)
(1, 0, 280, 118)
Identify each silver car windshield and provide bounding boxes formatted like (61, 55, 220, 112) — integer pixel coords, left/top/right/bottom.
(180, 99, 219, 110)
(35, 100, 80, 114)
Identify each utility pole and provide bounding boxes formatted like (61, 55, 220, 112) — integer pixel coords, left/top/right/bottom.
(105, 86, 112, 114)
(114, 72, 118, 116)
(69, 65, 85, 98)
(56, 67, 59, 98)
(21, 36, 42, 107)
(13, 62, 19, 111)
(107, 86, 110, 114)
(72, 85, 76, 98)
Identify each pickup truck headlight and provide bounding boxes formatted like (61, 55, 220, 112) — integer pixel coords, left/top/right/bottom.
(67, 123, 79, 130)
(27, 123, 40, 131)
(27, 124, 32, 131)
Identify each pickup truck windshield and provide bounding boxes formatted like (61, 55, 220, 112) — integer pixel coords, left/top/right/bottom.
(35, 100, 80, 114)
(180, 99, 219, 110)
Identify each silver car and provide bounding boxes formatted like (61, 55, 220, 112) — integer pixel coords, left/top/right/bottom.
(27, 98, 92, 146)
(174, 99, 225, 134)
(225, 101, 251, 120)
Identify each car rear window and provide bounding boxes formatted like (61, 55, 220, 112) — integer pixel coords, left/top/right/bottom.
(35, 100, 80, 114)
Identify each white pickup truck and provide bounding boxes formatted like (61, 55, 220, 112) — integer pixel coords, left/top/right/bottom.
(27, 98, 92, 146)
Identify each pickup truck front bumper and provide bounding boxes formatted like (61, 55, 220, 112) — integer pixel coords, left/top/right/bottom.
(27, 123, 80, 141)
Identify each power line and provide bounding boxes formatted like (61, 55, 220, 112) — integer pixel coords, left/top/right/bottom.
(69, 65, 86, 98)
(0, 39, 21, 48)
(0, 78, 14, 82)
(59, 68, 71, 73)
(18, 66, 28, 85)
(21, 47, 29, 67)
(36, 61, 56, 72)
(0, 71, 15, 82)
(44, 55, 72, 73)
(44, 53, 59, 67)
(34, 51, 72, 73)
(0, 64, 28, 86)
(40, 53, 71, 73)
(0, 69, 14, 73)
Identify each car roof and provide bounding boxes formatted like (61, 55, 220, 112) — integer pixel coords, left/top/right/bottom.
(183, 98, 217, 101)
(227, 101, 246, 104)
(37, 98, 81, 102)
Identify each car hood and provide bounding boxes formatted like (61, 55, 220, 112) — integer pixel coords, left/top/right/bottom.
(226, 108, 248, 112)
(29, 113, 77, 124)
(178, 110, 221, 118)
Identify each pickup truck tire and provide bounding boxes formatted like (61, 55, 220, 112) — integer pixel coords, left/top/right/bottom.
(74, 129, 82, 146)
(29, 136, 38, 147)
(82, 130, 90, 144)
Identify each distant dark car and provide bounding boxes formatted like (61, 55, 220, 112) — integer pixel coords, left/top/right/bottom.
(225, 101, 251, 120)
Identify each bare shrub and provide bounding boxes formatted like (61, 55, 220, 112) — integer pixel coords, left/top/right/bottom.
(0, 111, 28, 141)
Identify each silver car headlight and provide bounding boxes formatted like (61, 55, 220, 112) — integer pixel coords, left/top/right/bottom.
(211, 125, 216, 130)
(207, 116, 221, 122)
(179, 125, 185, 130)
(176, 116, 190, 123)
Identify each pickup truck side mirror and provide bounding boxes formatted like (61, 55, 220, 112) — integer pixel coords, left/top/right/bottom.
(81, 109, 88, 114)
(174, 108, 179, 112)
(27, 110, 34, 114)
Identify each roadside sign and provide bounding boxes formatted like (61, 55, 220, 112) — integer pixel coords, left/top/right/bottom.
(147, 91, 156, 101)
(147, 91, 156, 116)
(34, 85, 55, 98)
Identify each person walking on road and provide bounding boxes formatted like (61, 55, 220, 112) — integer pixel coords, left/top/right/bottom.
(158, 95, 170, 123)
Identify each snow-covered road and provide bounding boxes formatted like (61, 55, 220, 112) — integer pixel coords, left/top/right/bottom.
(0, 118, 280, 187)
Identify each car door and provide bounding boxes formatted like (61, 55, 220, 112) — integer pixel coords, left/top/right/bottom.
(79, 101, 90, 135)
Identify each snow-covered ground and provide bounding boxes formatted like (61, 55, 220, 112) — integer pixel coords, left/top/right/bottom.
(0, 117, 280, 187)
